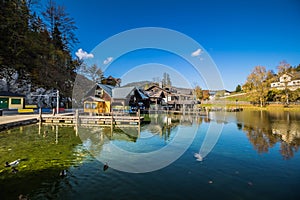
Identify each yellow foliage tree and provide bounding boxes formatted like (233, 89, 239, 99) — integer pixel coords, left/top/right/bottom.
(244, 66, 271, 107)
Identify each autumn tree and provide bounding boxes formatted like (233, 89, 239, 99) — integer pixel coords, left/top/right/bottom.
(289, 88, 300, 102)
(202, 90, 210, 100)
(244, 66, 271, 107)
(194, 85, 203, 100)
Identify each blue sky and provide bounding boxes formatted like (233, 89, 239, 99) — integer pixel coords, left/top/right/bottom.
(47, 0, 300, 90)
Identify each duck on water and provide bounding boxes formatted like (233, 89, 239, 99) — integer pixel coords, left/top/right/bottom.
(5, 159, 20, 167)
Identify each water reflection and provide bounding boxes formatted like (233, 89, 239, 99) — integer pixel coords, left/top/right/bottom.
(142, 114, 200, 140)
(235, 110, 300, 159)
(78, 114, 202, 153)
(1, 111, 300, 199)
(0, 124, 85, 200)
(77, 114, 203, 173)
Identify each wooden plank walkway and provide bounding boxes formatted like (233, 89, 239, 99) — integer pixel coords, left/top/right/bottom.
(0, 113, 143, 131)
(0, 114, 39, 131)
(41, 115, 144, 125)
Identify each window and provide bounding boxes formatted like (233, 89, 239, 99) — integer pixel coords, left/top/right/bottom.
(85, 103, 91, 109)
(11, 98, 21, 104)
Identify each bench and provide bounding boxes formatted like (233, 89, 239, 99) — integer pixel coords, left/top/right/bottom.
(18, 109, 34, 114)
(25, 105, 38, 109)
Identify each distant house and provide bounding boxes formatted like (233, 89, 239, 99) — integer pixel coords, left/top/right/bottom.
(0, 91, 25, 110)
(170, 93, 196, 110)
(114, 87, 149, 111)
(144, 85, 170, 105)
(271, 73, 300, 91)
(145, 85, 196, 110)
(224, 90, 232, 96)
(101, 75, 121, 86)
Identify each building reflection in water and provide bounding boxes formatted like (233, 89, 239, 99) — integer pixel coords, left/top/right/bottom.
(236, 110, 300, 159)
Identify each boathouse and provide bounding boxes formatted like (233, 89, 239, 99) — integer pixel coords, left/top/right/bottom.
(83, 96, 111, 114)
(0, 91, 25, 110)
(112, 86, 149, 111)
(84, 84, 149, 114)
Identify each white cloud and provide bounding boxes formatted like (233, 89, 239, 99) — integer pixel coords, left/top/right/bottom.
(103, 57, 113, 65)
(75, 48, 94, 60)
(191, 48, 202, 57)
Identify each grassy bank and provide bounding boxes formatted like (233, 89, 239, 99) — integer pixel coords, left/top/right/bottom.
(200, 102, 300, 111)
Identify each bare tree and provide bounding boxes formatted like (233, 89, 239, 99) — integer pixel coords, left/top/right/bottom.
(277, 60, 291, 75)
(80, 63, 103, 83)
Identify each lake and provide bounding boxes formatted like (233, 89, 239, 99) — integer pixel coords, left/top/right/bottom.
(1, 110, 300, 200)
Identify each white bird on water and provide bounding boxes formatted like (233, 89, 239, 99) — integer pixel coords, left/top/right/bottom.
(194, 153, 203, 161)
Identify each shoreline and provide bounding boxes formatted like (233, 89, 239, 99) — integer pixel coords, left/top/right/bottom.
(200, 103, 300, 111)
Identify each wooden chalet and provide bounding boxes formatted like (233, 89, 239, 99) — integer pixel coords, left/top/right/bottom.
(83, 84, 149, 114)
(144, 85, 171, 105)
(145, 85, 196, 110)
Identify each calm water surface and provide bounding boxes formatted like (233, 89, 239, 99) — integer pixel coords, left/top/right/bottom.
(1, 110, 300, 200)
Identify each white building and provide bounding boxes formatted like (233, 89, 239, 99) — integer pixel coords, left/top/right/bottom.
(271, 73, 300, 91)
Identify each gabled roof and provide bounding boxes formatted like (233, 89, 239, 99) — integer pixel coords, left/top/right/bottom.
(84, 96, 105, 102)
(0, 91, 25, 97)
(145, 85, 171, 93)
(112, 87, 135, 99)
(137, 89, 149, 100)
(174, 87, 193, 95)
(97, 84, 115, 97)
(146, 90, 165, 98)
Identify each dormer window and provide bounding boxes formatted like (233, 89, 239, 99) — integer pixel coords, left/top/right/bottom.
(95, 88, 104, 98)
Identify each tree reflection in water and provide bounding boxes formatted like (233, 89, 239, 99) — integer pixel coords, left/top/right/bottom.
(237, 110, 300, 159)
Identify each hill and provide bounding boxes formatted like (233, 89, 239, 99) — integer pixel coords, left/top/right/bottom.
(122, 81, 153, 89)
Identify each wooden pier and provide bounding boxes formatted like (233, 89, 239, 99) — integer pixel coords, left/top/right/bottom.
(0, 110, 144, 131)
(41, 114, 143, 125)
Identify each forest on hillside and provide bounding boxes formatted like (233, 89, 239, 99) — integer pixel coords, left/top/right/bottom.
(0, 0, 80, 97)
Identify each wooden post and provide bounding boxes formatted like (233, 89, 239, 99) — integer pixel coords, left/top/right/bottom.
(138, 122, 141, 138)
(55, 125, 58, 144)
(110, 112, 113, 136)
(75, 109, 79, 124)
(75, 109, 79, 136)
(38, 121, 41, 135)
(39, 107, 42, 123)
(138, 108, 140, 125)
